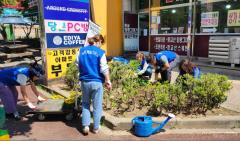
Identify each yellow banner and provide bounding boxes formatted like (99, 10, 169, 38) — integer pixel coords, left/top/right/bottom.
(46, 48, 79, 80)
(227, 9, 240, 27)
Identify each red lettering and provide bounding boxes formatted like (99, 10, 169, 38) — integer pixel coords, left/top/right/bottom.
(75, 23, 81, 32)
(67, 23, 73, 31)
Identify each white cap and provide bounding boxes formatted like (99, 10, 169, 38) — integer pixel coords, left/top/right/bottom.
(168, 113, 175, 118)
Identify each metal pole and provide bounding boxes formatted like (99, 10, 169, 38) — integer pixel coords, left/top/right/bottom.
(148, 0, 151, 53)
(187, 0, 193, 59)
(191, 0, 197, 60)
(12, 24, 16, 46)
(38, 0, 48, 85)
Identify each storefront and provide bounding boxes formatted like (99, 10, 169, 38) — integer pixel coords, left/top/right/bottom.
(130, 0, 240, 58)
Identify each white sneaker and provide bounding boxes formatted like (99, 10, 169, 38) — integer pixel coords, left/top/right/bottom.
(93, 126, 101, 134)
(82, 126, 89, 135)
(27, 102, 36, 109)
(37, 96, 46, 102)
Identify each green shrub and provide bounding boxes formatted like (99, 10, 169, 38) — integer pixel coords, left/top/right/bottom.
(65, 62, 79, 90)
(171, 74, 231, 114)
(65, 60, 232, 116)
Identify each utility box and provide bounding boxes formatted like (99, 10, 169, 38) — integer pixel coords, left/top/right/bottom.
(229, 38, 240, 65)
(208, 36, 240, 67)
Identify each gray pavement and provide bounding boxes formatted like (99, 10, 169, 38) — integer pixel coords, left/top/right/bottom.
(6, 118, 240, 140)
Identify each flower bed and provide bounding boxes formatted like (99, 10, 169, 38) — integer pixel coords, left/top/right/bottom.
(65, 61, 232, 117)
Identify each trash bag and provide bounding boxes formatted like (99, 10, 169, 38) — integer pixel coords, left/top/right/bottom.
(112, 57, 129, 64)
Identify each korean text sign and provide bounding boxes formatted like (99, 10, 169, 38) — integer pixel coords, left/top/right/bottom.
(43, 0, 89, 49)
(201, 12, 219, 27)
(151, 35, 188, 55)
(42, 0, 89, 80)
(227, 9, 240, 27)
(46, 48, 79, 79)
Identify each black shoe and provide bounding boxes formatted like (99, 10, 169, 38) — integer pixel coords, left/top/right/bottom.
(5, 113, 13, 119)
(6, 113, 22, 121)
(14, 115, 22, 121)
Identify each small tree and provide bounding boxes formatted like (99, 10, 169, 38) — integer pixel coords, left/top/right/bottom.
(21, 23, 34, 39)
(0, 25, 7, 40)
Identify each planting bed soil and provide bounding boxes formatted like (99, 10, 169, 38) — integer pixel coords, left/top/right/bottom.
(105, 107, 240, 118)
(48, 83, 239, 119)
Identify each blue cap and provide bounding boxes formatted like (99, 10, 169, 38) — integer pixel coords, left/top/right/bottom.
(29, 63, 44, 78)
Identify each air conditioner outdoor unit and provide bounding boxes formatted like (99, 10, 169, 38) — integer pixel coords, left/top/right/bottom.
(208, 36, 230, 62)
(208, 36, 240, 67)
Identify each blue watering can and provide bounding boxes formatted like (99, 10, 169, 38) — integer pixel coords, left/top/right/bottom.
(132, 113, 175, 137)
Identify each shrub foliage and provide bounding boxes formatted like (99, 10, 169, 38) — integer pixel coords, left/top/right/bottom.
(65, 61, 232, 116)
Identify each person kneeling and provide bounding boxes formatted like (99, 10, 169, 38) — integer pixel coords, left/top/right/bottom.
(136, 52, 153, 79)
(178, 59, 201, 78)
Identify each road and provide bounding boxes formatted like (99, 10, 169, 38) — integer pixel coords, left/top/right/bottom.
(5, 117, 240, 141)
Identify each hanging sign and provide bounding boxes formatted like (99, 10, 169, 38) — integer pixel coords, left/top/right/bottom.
(201, 12, 219, 27)
(84, 20, 101, 46)
(227, 9, 240, 27)
(46, 48, 79, 79)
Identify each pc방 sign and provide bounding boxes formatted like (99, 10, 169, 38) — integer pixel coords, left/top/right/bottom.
(42, 0, 90, 80)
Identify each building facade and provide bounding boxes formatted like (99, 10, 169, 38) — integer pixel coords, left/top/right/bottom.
(93, 0, 240, 63)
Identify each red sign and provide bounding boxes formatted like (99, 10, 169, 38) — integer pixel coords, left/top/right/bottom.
(151, 35, 188, 55)
(166, 0, 174, 3)
(227, 10, 240, 26)
(1, 0, 24, 9)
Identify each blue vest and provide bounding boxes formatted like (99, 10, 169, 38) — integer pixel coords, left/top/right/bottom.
(78, 45, 105, 83)
(139, 59, 146, 70)
(193, 67, 201, 78)
(0, 67, 29, 86)
(155, 51, 176, 66)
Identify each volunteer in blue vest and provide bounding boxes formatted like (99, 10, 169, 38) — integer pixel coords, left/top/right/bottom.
(136, 52, 153, 78)
(76, 34, 112, 135)
(178, 59, 201, 78)
(150, 50, 179, 82)
(0, 62, 46, 120)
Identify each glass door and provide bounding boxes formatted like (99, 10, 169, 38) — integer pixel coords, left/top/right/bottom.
(138, 12, 149, 51)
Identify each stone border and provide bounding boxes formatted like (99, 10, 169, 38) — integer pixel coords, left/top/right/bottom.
(44, 85, 240, 130)
(103, 112, 240, 130)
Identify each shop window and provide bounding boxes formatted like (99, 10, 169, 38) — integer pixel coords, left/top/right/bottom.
(151, 6, 189, 34)
(138, 0, 150, 10)
(196, 0, 240, 33)
(152, 0, 189, 7)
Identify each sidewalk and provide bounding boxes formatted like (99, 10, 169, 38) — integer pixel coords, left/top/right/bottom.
(190, 59, 240, 113)
(170, 58, 240, 113)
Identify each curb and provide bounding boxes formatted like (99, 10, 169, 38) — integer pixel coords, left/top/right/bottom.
(41, 85, 240, 131)
(103, 112, 240, 130)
